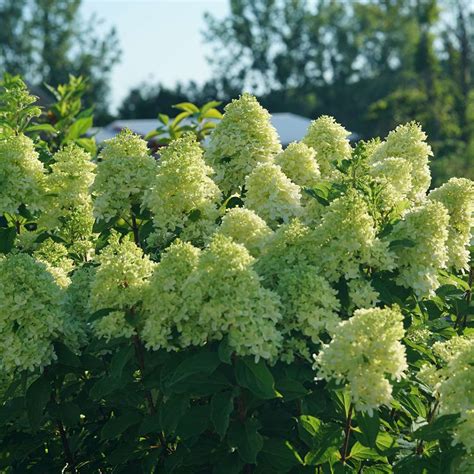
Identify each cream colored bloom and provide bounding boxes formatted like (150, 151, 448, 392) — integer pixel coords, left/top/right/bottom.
(40, 144, 96, 247)
(390, 200, 449, 296)
(244, 162, 302, 228)
(181, 234, 282, 361)
(437, 339, 474, 454)
(144, 133, 221, 246)
(314, 307, 407, 413)
(0, 254, 64, 372)
(142, 240, 201, 351)
(218, 207, 273, 256)
(0, 134, 45, 214)
(370, 122, 432, 201)
(89, 231, 155, 340)
(429, 177, 474, 271)
(205, 93, 282, 194)
(91, 129, 157, 221)
(275, 142, 320, 187)
(302, 115, 351, 178)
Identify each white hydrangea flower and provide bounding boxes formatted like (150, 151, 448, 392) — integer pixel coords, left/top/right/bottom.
(390, 200, 449, 296)
(91, 129, 157, 222)
(370, 122, 432, 201)
(89, 231, 155, 340)
(40, 144, 96, 246)
(302, 115, 352, 178)
(256, 219, 320, 288)
(275, 142, 320, 187)
(244, 162, 302, 228)
(217, 207, 273, 256)
(437, 339, 474, 454)
(314, 190, 395, 282)
(0, 134, 45, 214)
(277, 264, 340, 344)
(0, 253, 64, 372)
(314, 307, 407, 414)
(204, 93, 282, 194)
(370, 157, 413, 212)
(144, 133, 221, 246)
(62, 265, 96, 350)
(142, 240, 201, 351)
(33, 238, 74, 288)
(181, 234, 282, 361)
(429, 177, 474, 271)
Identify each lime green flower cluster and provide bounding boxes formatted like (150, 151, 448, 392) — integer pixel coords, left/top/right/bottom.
(91, 129, 157, 221)
(33, 239, 74, 288)
(314, 191, 394, 282)
(142, 240, 200, 351)
(89, 232, 155, 340)
(275, 142, 320, 187)
(276, 264, 340, 344)
(145, 134, 221, 245)
(180, 235, 282, 361)
(314, 307, 407, 414)
(0, 134, 44, 214)
(429, 177, 474, 271)
(244, 163, 302, 228)
(0, 253, 64, 373)
(256, 219, 319, 288)
(370, 122, 432, 201)
(391, 200, 449, 296)
(369, 157, 413, 213)
(422, 336, 474, 457)
(218, 207, 273, 256)
(205, 93, 281, 194)
(40, 145, 96, 250)
(302, 115, 351, 178)
(62, 266, 96, 350)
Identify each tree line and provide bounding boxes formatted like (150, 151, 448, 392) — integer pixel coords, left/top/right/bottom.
(1, 0, 473, 183)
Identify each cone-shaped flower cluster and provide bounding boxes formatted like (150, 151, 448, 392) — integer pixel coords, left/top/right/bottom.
(145, 133, 221, 245)
(89, 232, 155, 340)
(390, 200, 449, 296)
(369, 157, 413, 213)
(0, 134, 44, 214)
(302, 115, 351, 178)
(0, 253, 64, 372)
(276, 263, 340, 344)
(314, 307, 407, 413)
(370, 122, 432, 201)
(180, 235, 282, 361)
(205, 93, 282, 194)
(429, 177, 474, 271)
(33, 239, 74, 288)
(91, 129, 156, 221)
(244, 162, 302, 228)
(40, 144, 96, 248)
(421, 336, 474, 456)
(275, 142, 320, 187)
(142, 240, 200, 351)
(217, 207, 273, 256)
(314, 190, 395, 282)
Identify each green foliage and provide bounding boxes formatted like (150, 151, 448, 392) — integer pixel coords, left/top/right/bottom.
(0, 83, 473, 474)
(145, 100, 222, 147)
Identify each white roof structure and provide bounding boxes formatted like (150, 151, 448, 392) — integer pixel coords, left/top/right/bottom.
(93, 113, 314, 146)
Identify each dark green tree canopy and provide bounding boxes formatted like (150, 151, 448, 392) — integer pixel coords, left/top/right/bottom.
(0, 0, 120, 121)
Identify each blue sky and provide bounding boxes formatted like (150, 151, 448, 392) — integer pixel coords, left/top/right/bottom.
(81, 0, 229, 111)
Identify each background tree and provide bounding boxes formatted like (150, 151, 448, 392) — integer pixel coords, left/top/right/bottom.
(199, 0, 474, 184)
(0, 0, 120, 123)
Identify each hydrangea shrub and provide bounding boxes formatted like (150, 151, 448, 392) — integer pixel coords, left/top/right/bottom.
(0, 86, 473, 473)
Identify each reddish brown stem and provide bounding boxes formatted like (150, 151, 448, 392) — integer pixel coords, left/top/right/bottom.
(340, 404, 353, 464)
